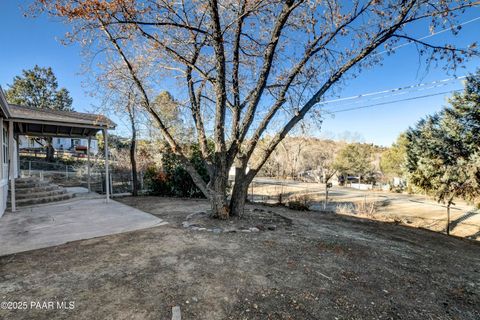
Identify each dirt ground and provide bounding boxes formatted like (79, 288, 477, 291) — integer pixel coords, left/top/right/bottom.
(250, 179, 480, 239)
(1, 196, 479, 320)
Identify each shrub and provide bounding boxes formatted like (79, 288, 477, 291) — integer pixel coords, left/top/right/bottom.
(144, 143, 210, 198)
(286, 194, 311, 211)
(287, 200, 310, 211)
(354, 200, 377, 217)
(144, 168, 171, 195)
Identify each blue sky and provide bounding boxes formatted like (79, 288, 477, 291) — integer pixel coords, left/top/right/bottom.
(0, 1, 479, 146)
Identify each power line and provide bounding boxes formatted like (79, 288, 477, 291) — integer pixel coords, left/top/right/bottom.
(316, 76, 466, 107)
(313, 16, 478, 109)
(330, 89, 462, 114)
(285, 17, 479, 112)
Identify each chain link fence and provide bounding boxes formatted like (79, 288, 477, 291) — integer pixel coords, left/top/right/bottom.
(19, 159, 144, 195)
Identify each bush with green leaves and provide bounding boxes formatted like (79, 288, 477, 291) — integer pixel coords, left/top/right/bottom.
(144, 144, 210, 198)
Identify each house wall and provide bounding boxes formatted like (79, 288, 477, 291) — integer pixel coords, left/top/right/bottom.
(0, 121, 20, 217)
(0, 120, 8, 216)
(19, 136, 99, 155)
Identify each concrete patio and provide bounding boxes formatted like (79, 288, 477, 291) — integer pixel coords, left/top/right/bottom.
(0, 197, 167, 256)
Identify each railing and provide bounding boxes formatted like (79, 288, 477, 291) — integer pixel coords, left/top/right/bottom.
(20, 159, 75, 176)
(19, 148, 90, 160)
(19, 159, 143, 195)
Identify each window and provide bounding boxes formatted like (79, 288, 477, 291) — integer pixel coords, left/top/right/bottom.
(71, 139, 80, 147)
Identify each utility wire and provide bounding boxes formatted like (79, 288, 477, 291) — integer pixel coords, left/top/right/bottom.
(330, 89, 462, 114)
(274, 17, 479, 114)
(317, 76, 466, 106)
(310, 16, 478, 109)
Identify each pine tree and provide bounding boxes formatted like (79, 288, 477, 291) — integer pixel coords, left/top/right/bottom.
(5, 65, 73, 162)
(406, 71, 480, 235)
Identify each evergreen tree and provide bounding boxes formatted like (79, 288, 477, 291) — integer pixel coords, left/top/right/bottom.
(380, 133, 408, 181)
(406, 71, 480, 235)
(334, 143, 374, 184)
(5, 65, 73, 161)
(6, 65, 73, 111)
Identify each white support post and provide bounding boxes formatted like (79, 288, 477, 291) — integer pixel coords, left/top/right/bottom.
(104, 129, 110, 202)
(9, 121, 15, 212)
(16, 138, 20, 178)
(87, 136, 91, 192)
(0, 121, 3, 183)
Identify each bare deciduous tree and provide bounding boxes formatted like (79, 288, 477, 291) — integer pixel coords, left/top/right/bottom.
(35, 0, 479, 218)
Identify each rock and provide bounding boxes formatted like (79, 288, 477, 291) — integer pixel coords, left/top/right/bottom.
(192, 297, 198, 302)
(198, 228, 207, 231)
(241, 229, 252, 233)
(185, 213, 196, 220)
(212, 228, 222, 234)
(172, 306, 181, 320)
(249, 227, 260, 232)
(267, 225, 277, 231)
(186, 211, 207, 220)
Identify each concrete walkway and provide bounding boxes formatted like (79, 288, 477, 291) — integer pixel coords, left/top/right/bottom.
(0, 198, 167, 256)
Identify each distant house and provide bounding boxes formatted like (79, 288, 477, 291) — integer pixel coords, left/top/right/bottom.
(19, 136, 99, 155)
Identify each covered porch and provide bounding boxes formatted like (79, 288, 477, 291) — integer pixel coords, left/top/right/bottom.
(0, 104, 168, 257)
(7, 104, 116, 211)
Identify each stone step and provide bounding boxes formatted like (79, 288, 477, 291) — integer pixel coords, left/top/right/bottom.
(14, 189, 67, 200)
(10, 184, 61, 194)
(15, 177, 42, 182)
(15, 181, 52, 188)
(8, 193, 74, 207)
(8, 177, 74, 208)
(15, 177, 49, 182)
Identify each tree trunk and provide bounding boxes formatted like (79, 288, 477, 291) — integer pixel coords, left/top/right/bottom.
(324, 182, 329, 210)
(210, 173, 230, 219)
(130, 130, 138, 196)
(127, 100, 139, 196)
(446, 203, 451, 235)
(45, 137, 55, 162)
(229, 167, 250, 217)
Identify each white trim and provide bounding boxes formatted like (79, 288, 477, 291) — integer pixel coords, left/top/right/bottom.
(9, 121, 15, 212)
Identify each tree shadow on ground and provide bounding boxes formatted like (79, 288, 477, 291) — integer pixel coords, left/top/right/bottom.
(449, 210, 479, 232)
(466, 230, 480, 241)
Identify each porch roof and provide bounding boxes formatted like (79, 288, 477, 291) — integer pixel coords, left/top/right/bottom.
(8, 104, 115, 137)
(0, 86, 11, 118)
